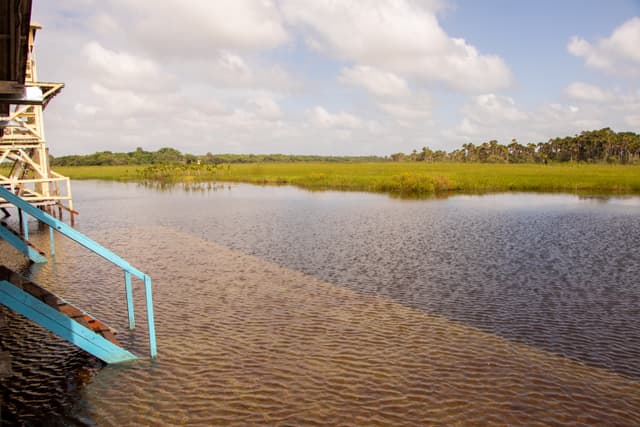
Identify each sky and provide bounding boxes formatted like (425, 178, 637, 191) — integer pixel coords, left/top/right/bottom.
(32, 0, 640, 156)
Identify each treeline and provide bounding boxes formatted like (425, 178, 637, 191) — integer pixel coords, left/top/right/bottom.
(50, 147, 385, 166)
(50, 128, 640, 166)
(200, 153, 385, 164)
(393, 128, 640, 164)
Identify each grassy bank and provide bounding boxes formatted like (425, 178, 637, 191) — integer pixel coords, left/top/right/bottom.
(51, 162, 640, 196)
(52, 165, 142, 180)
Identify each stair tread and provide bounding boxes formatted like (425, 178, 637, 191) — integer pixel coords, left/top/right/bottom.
(1, 265, 125, 348)
(0, 223, 47, 255)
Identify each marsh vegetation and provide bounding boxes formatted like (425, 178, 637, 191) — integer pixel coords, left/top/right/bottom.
(51, 162, 640, 197)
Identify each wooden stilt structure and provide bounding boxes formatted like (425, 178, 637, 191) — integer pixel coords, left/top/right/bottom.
(0, 21, 75, 222)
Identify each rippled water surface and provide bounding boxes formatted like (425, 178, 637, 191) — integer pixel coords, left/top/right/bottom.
(1, 181, 640, 425)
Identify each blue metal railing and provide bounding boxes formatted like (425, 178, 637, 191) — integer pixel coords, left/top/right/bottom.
(0, 186, 157, 358)
(0, 279, 138, 363)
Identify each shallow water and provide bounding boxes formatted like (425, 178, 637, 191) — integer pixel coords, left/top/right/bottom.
(1, 181, 639, 425)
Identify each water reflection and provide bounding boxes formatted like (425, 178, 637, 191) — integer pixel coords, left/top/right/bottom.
(138, 181, 228, 193)
(1, 182, 639, 425)
(577, 194, 640, 206)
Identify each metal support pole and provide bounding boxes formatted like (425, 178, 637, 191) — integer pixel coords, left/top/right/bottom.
(144, 275, 157, 358)
(124, 271, 135, 329)
(21, 212, 28, 241)
(49, 225, 55, 256)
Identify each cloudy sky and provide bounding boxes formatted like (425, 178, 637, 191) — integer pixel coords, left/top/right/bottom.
(32, 0, 640, 156)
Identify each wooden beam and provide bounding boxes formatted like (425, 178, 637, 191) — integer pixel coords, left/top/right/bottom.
(9, 0, 16, 82)
(0, 80, 24, 93)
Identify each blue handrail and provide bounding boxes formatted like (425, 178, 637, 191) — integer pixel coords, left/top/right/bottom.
(0, 186, 157, 358)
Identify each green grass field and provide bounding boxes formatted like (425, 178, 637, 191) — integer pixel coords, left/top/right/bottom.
(47, 162, 640, 197)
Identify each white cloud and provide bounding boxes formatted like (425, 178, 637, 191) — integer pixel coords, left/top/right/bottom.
(626, 113, 640, 127)
(112, 0, 288, 58)
(540, 104, 603, 131)
(448, 96, 576, 143)
(89, 84, 173, 117)
(568, 17, 640, 76)
(339, 66, 410, 98)
(30, 0, 639, 157)
(90, 13, 120, 34)
(73, 103, 98, 116)
(378, 97, 432, 123)
(249, 97, 283, 121)
(217, 51, 252, 77)
(455, 118, 476, 136)
(83, 42, 174, 91)
(281, 0, 512, 92)
(308, 107, 364, 129)
(563, 84, 640, 130)
(445, 90, 640, 147)
(463, 94, 528, 125)
(201, 51, 297, 92)
(338, 65, 432, 126)
(565, 82, 614, 102)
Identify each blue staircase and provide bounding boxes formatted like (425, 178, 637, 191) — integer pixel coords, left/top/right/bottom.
(0, 266, 137, 364)
(0, 186, 157, 363)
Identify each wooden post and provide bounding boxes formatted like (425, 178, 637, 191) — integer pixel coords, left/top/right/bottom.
(17, 208, 23, 235)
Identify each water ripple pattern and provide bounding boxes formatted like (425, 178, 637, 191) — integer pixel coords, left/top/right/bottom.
(0, 181, 639, 425)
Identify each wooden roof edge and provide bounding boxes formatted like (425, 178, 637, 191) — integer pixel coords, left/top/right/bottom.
(15, 0, 33, 88)
(0, 0, 33, 92)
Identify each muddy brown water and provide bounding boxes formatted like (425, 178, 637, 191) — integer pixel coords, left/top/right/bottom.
(1, 181, 639, 425)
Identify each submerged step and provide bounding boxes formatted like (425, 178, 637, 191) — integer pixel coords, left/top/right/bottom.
(0, 266, 137, 364)
(0, 221, 47, 263)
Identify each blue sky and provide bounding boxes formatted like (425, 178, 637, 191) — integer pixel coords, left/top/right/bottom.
(442, 1, 638, 101)
(32, 0, 640, 156)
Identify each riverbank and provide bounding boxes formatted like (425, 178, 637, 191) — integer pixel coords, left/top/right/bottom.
(52, 163, 640, 196)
